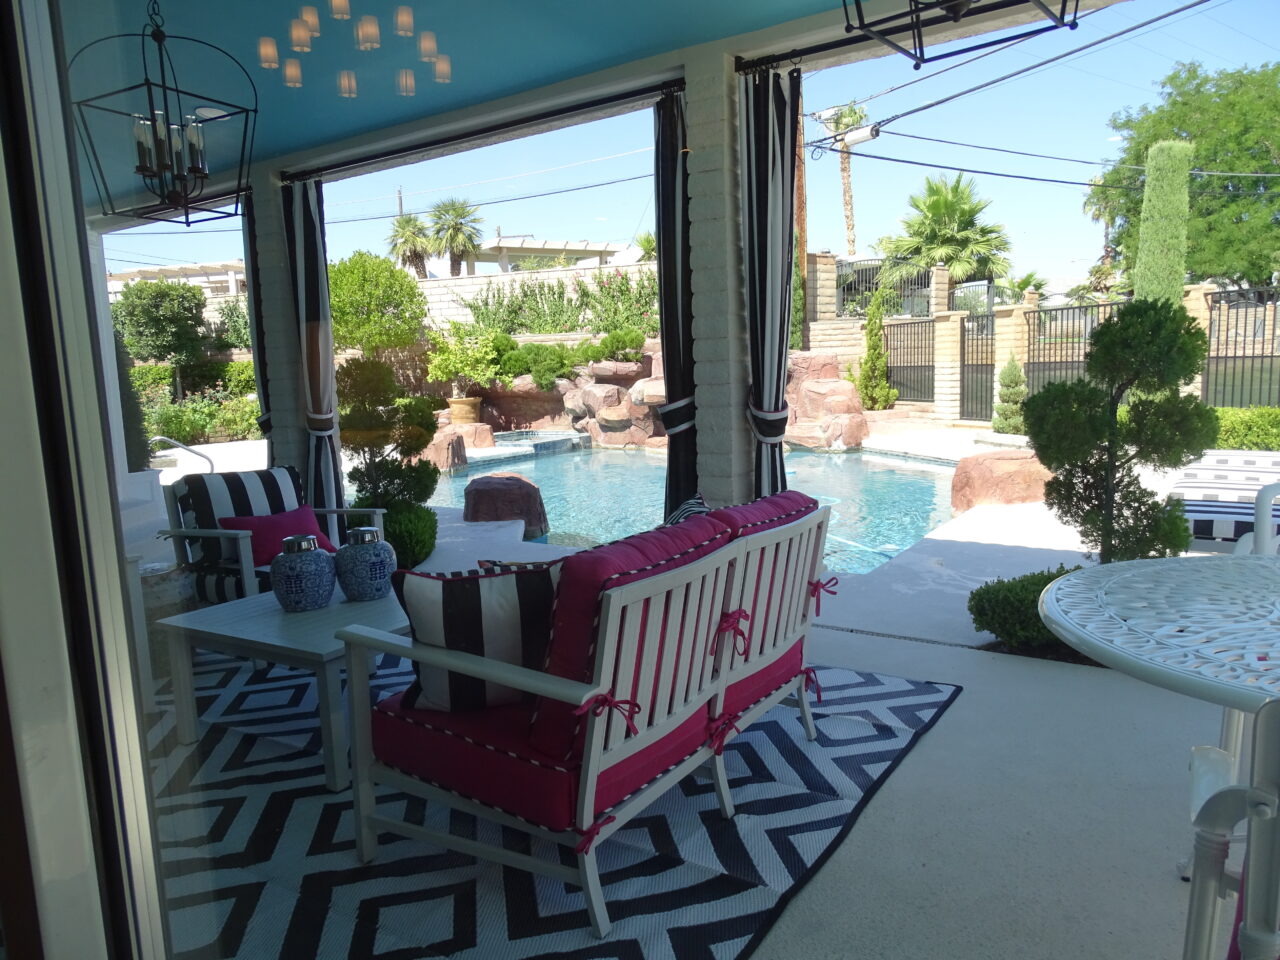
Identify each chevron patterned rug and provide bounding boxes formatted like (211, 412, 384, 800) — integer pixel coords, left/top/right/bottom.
(148, 653, 960, 960)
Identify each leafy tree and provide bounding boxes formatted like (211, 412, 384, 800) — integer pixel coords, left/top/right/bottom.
(817, 101, 867, 257)
(635, 231, 657, 262)
(423, 321, 514, 398)
(111, 279, 208, 395)
(851, 285, 898, 410)
(387, 214, 434, 279)
(113, 329, 151, 471)
(424, 197, 484, 277)
(327, 251, 427, 354)
(791, 239, 805, 350)
(1022, 298, 1217, 563)
(1086, 63, 1280, 288)
(1000, 271, 1047, 302)
(878, 174, 1011, 286)
(992, 355, 1027, 435)
(1132, 140, 1193, 304)
(217, 296, 253, 350)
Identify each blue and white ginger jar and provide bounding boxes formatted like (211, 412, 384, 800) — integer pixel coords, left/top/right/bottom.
(335, 526, 397, 602)
(271, 534, 336, 612)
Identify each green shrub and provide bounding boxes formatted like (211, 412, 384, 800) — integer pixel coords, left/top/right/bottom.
(223, 361, 257, 396)
(597, 327, 645, 362)
(853, 286, 899, 411)
(129, 363, 173, 395)
(381, 502, 438, 568)
(1214, 407, 1280, 451)
(182, 359, 256, 397)
(211, 395, 262, 440)
(992, 355, 1027, 434)
(968, 565, 1083, 651)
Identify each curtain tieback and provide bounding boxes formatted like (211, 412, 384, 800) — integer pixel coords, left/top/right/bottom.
(708, 712, 742, 756)
(573, 692, 641, 737)
(712, 609, 751, 657)
(657, 396, 696, 435)
(746, 399, 789, 444)
(801, 666, 823, 704)
(807, 577, 839, 617)
(574, 814, 617, 855)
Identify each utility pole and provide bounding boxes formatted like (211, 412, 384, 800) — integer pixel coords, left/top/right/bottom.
(397, 187, 404, 216)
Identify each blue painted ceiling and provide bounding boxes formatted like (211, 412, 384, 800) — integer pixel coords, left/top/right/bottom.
(62, 0, 850, 208)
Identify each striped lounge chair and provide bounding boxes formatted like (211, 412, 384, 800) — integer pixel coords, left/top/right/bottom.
(1172, 451, 1280, 553)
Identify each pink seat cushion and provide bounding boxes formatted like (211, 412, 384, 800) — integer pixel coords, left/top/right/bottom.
(528, 515, 734, 759)
(706, 490, 818, 540)
(218, 504, 337, 567)
(725, 640, 805, 717)
(371, 692, 709, 832)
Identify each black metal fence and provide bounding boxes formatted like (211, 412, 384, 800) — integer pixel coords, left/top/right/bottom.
(961, 312, 995, 420)
(837, 258, 931, 319)
(1024, 301, 1126, 396)
(1203, 288, 1280, 408)
(949, 281, 1022, 314)
(885, 318, 935, 401)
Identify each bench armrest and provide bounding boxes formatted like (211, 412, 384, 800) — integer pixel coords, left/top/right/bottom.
(157, 527, 252, 541)
(316, 507, 386, 534)
(338, 624, 601, 706)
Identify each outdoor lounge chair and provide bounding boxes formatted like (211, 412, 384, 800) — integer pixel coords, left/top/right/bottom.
(160, 466, 383, 604)
(1173, 451, 1280, 553)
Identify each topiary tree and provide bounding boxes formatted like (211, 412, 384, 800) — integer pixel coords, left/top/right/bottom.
(992, 355, 1027, 435)
(327, 251, 428, 355)
(1023, 298, 1218, 563)
(852, 285, 898, 410)
(1132, 139, 1194, 305)
(336, 356, 442, 566)
(111, 278, 208, 396)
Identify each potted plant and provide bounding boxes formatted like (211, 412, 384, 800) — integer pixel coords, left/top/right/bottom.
(423, 321, 513, 424)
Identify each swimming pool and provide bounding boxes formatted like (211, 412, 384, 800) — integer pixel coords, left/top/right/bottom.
(429, 448, 952, 574)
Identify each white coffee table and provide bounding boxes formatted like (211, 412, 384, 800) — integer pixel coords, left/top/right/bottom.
(154, 590, 409, 791)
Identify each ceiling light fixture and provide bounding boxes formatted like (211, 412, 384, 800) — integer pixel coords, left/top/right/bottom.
(258, 37, 279, 69)
(68, 0, 257, 225)
(417, 30, 437, 62)
(330, 0, 349, 20)
(397, 68, 415, 96)
(338, 69, 357, 97)
(395, 6, 413, 36)
(356, 15, 380, 50)
(434, 53, 451, 83)
(300, 6, 320, 36)
(284, 58, 302, 88)
(290, 18, 311, 52)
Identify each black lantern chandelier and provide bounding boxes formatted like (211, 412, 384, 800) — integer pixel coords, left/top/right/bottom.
(69, 1, 257, 225)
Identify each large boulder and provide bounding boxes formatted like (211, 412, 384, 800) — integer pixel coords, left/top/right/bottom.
(951, 450, 1052, 514)
(783, 422, 829, 450)
(794, 379, 860, 422)
(562, 388, 587, 419)
(423, 430, 466, 472)
(580, 383, 623, 416)
(629, 376, 667, 407)
(787, 352, 843, 389)
(823, 413, 869, 450)
(588, 356, 652, 384)
(463, 473, 549, 540)
(448, 422, 495, 448)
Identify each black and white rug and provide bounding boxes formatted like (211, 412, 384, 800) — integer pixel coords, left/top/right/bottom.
(147, 653, 960, 960)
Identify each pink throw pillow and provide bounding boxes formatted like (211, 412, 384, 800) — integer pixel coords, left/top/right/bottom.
(218, 505, 337, 567)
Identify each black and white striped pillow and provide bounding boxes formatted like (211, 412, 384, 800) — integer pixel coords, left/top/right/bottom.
(392, 562, 563, 712)
(661, 493, 711, 527)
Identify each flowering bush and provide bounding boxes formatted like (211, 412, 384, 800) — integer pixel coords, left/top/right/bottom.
(464, 268, 659, 337)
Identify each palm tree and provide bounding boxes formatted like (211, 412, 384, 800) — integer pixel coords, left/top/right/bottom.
(1082, 177, 1118, 267)
(999, 270, 1048, 303)
(878, 174, 1012, 286)
(424, 197, 484, 277)
(635, 231, 657, 262)
(386, 214, 433, 279)
(818, 101, 867, 258)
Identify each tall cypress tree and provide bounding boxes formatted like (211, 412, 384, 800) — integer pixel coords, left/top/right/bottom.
(1132, 140, 1194, 304)
(854, 285, 898, 411)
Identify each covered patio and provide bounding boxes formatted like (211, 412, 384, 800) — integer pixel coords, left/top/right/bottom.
(3, 0, 1235, 958)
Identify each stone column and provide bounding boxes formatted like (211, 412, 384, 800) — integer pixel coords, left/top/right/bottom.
(1183, 283, 1216, 399)
(929, 263, 952, 317)
(246, 165, 306, 471)
(932, 310, 964, 420)
(806, 251, 837, 325)
(685, 50, 752, 506)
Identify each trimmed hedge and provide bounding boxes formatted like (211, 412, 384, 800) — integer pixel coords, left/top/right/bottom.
(184, 359, 256, 396)
(129, 363, 173, 395)
(968, 565, 1083, 652)
(1214, 407, 1280, 451)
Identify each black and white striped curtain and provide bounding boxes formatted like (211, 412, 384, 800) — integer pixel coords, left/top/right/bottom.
(738, 68, 800, 499)
(281, 180, 344, 542)
(240, 193, 273, 447)
(654, 88, 698, 515)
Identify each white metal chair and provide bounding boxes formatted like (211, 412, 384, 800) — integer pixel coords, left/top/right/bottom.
(1184, 698, 1280, 960)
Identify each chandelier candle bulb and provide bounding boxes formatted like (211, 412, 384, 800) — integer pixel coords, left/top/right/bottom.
(300, 5, 320, 36)
(417, 30, 437, 61)
(329, 0, 349, 19)
(184, 118, 206, 173)
(397, 68, 415, 96)
(132, 116, 154, 171)
(290, 18, 311, 52)
(338, 69, 357, 97)
(356, 15, 380, 50)
(395, 6, 413, 36)
(433, 53, 451, 83)
(258, 36, 279, 68)
(168, 124, 184, 180)
(284, 58, 302, 87)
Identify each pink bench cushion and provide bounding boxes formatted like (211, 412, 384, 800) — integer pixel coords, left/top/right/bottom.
(706, 489, 818, 540)
(528, 515, 734, 759)
(725, 640, 804, 717)
(371, 692, 708, 832)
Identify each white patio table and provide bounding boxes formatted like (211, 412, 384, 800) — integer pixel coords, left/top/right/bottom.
(1039, 554, 1280, 960)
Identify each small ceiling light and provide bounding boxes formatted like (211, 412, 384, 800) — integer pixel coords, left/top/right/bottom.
(843, 124, 879, 147)
(338, 69, 357, 98)
(300, 5, 320, 36)
(258, 37, 279, 69)
(356, 15, 380, 51)
(397, 68, 415, 96)
(417, 30, 437, 62)
(290, 18, 311, 52)
(284, 58, 302, 87)
(395, 6, 413, 37)
(330, 0, 349, 19)
(433, 53, 450, 83)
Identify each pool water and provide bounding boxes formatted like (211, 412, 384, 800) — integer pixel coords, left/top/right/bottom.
(429, 448, 953, 574)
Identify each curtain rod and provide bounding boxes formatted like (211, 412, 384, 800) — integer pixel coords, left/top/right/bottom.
(735, 0, 1067, 74)
(282, 79, 685, 185)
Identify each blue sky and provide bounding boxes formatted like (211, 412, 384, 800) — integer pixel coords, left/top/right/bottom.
(103, 0, 1277, 296)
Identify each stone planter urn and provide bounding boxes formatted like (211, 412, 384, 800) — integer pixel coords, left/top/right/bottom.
(446, 396, 482, 424)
